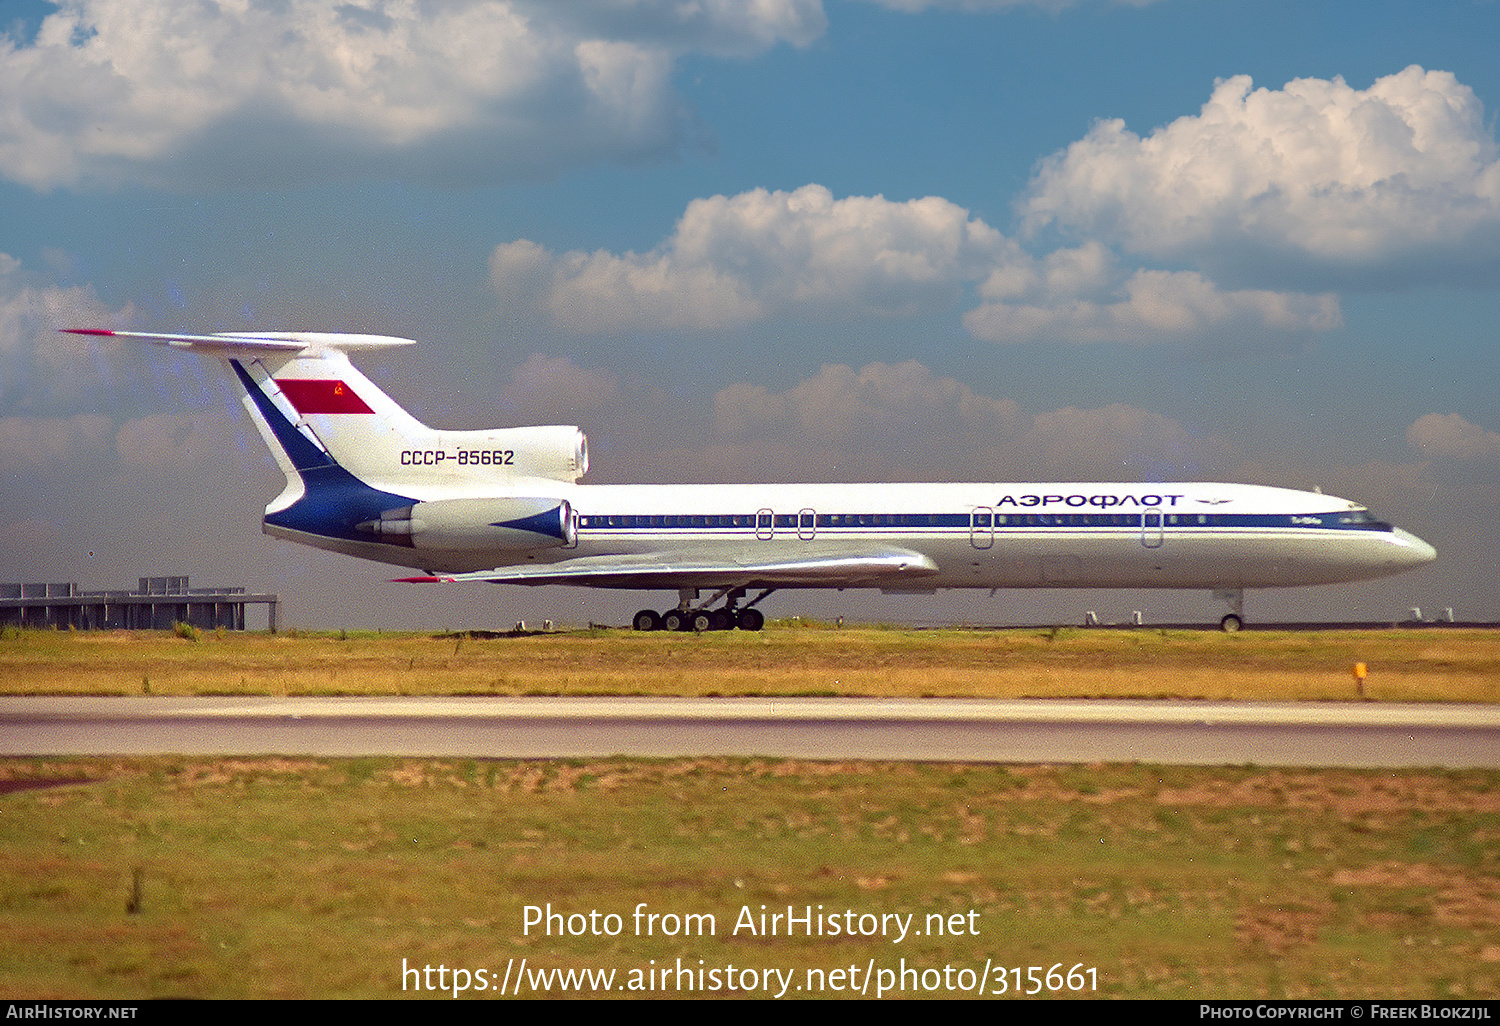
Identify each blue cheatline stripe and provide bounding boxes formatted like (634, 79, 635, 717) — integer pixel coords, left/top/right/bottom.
(576, 512, 1394, 532)
(230, 358, 414, 543)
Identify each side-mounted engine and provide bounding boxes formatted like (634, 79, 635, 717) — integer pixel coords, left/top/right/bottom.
(357, 496, 574, 552)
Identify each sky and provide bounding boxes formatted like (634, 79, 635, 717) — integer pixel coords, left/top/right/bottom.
(1, 0, 1497, 630)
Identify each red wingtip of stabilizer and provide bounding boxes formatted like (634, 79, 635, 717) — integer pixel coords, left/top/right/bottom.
(392, 575, 456, 583)
(62, 328, 117, 336)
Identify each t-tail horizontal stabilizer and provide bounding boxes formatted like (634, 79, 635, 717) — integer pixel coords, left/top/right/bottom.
(62, 329, 416, 352)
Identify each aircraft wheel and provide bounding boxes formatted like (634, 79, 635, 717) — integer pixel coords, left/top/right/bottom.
(1220, 613, 1244, 633)
(632, 609, 660, 632)
(690, 611, 713, 633)
(708, 609, 732, 631)
(737, 608, 765, 632)
(662, 609, 689, 632)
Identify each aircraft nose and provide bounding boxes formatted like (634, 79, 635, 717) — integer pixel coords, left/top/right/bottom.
(1393, 528, 1437, 568)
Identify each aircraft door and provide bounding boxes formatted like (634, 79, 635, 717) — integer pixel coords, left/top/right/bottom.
(969, 506, 994, 549)
(1140, 509, 1164, 549)
(756, 508, 774, 541)
(798, 508, 817, 540)
(564, 508, 580, 548)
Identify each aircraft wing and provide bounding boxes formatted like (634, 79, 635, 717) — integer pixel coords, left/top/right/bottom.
(396, 548, 940, 590)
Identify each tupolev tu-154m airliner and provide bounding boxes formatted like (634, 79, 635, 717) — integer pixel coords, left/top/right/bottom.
(68, 329, 1436, 632)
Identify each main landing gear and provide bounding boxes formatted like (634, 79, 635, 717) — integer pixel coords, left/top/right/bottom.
(632, 587, 775, 632)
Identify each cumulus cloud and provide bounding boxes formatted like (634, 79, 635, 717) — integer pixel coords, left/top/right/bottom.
(463, 353, 1226, 483)
(867, 0, 1161, 8)
(114, 410, 239, 476)
(493, 185, 1011, 330)
(0, 254, 134, 412)
(1407, 413, 1500, 461)
(964, 241, 1340, 345)
(610, 360, 1228, 483)
(1020, 66, 1500, 284)
(492, 186, 1339, 344)
(498, 352, 619, 423)
(0, 0, 826, 189)
(713, 360, 1024, 448)
(1016, 403, 1217, 471)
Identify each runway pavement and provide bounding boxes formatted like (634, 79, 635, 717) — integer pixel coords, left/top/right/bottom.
(4, 696, 1500, 767)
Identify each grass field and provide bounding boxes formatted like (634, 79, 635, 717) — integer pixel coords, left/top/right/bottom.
(2, 756, 1497, 999)
(2, 625, 1497, 999)
(2, 623, 1498, 702)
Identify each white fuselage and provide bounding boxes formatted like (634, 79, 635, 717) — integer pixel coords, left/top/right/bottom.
(275, 479, 1437, 591)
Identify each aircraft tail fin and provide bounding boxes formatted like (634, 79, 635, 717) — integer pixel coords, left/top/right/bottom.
(65, 328, 589, 512)
(68, 330, 430, 514)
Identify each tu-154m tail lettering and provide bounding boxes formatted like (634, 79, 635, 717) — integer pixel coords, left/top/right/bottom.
(67, 329, 1436, 632)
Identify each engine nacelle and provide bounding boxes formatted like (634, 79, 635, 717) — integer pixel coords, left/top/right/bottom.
(503, 426, 588, 483)
(358, 497, 574, 552)
(424, 425, 589, 483)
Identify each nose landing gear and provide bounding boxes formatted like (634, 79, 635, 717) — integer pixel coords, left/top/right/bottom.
(1213, 588, 1245, 632)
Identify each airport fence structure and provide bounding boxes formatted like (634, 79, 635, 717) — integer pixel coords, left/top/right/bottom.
(0, 576, 278, 631)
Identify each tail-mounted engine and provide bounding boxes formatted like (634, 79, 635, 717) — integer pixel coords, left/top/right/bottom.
(413, 426, 589, 483)
(357, 497, 574, 552)
(492, 425, 589, 483)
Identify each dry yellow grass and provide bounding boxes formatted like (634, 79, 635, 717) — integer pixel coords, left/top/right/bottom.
(1, 624, 1497, 702)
